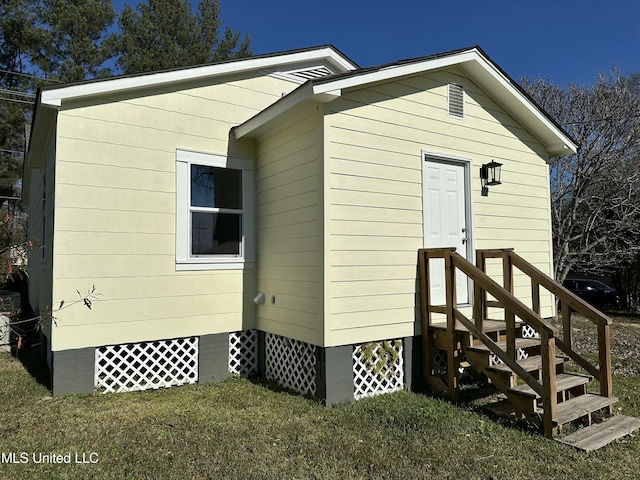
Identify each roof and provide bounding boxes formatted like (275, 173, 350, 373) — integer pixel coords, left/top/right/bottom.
(23, 45, 359, 203)
(233, 46, 578, 157)
(36, 45, 359, 107)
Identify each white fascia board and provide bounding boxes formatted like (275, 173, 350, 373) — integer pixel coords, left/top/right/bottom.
(459, 57, 578, 155)
(40, 47, 356, 107)
(233, 82, 344, 139)
(311, 50, 481, 94)
(233, 82, 318, 139)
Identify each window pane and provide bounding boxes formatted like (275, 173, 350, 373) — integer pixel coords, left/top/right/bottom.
(191, 212, 241, 255)
(190, 165, 242, 209)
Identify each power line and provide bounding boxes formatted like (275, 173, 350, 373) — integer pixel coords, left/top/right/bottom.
(0, 97, 34, 105)
(0, 88, 35, 98)
(0, 68, 63, 84)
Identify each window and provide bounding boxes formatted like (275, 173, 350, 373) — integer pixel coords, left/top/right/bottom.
(176, 150, 254, 270)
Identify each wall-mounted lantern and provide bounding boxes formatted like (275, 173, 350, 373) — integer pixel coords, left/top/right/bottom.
(480, 160, 502, 196)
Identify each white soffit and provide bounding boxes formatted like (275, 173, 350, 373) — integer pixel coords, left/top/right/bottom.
(39, 47, 357, 107)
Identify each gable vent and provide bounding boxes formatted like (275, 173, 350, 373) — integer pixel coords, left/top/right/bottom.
(448, 83, 464, 118)
(270, 66, 335, 84)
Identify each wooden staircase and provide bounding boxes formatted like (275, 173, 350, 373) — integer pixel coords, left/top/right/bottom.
(418, 248, 640, 450)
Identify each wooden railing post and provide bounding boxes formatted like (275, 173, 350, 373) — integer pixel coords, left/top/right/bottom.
(503, 251, 516, 361)
(562, 302, 572, 350)
(474, 250, 485, 331)
(418, 250, 433, 384)
(531, 281, 540, 315)
(598, 323, 613, 398)
(541, 333, 557, 438)
(444, 250, 459, 401)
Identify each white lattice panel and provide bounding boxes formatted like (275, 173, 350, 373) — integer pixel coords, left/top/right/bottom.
(353, 340, 404, 400)
(95, 337, 198, 393)
(432, 348, 448, 375)
(522, 324, 541, 339)
(265, 333, 316, 396)
(229, 330, 258, 375)
(491, 348, 529, 366)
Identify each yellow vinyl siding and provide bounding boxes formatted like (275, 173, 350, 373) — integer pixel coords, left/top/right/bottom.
(49, 75, 294, 351)
(255, 107, 324, 345)
(324, 67, 554, 346)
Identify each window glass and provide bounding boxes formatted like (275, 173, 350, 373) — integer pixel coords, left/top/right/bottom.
(191, 212, 241, 255)
(190, 165, 242, 209)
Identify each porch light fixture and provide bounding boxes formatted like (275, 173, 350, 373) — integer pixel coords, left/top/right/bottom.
(480, 160, 502, 196)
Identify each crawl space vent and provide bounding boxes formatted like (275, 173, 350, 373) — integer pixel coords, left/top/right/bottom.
(448, 83, 464, 118)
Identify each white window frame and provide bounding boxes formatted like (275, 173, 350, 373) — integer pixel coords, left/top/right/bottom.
(176, 149, 254, 271)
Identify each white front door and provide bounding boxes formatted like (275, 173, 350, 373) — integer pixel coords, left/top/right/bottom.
(422, 157, 470, 305)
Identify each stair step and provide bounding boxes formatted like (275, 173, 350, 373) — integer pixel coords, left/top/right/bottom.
(467, 337, 541, 354)
(558, 415, 640, 451)
(508, 373, 592, 399)
(551, 393, 618, 426)
(487, 355, 568, 374)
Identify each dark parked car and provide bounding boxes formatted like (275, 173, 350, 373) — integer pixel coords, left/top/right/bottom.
(562, 278, 622, 311)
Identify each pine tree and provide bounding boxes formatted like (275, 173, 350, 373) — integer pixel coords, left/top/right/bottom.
(30, 0, 117, 82)
(115, 0, 251, 74)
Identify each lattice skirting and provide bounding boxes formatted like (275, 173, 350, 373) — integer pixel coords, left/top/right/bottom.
(431, 348, 471, 377)
(229, 330, 258, 375)
(95, 337, 199, 393)
(353, 339, 404, 400)
(265, 333, 317, 396)
(432, 348, 448, 376)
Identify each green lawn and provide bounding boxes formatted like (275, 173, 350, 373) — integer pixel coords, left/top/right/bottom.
(1, 316, 639, 479)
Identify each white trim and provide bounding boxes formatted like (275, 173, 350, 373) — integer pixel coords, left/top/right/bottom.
(175, 149, 254, 271)
(233, 83, 315, 139)
(422, 150, 473, 164)
(40, 47, 357, 107)
(421, 151, 475, 305)
(175, 262, 254, 271)
(312, 50, 481, 94)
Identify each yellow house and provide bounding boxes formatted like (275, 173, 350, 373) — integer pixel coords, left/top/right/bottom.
(23, 45, 577, 402)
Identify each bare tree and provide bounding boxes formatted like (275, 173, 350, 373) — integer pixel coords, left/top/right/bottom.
(522, 70, 640, 282)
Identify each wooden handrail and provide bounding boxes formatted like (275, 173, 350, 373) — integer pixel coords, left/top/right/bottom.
(477, 248, 613, 399)
(420, 248, 555, 426)
(423, 249, 555, 336)
(419, 247, 613, 438)
(505, 250, 612, 327)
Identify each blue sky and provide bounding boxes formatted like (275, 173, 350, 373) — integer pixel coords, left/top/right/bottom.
(113, 0, 639, 86)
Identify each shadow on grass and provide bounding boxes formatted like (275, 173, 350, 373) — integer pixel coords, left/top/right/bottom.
(13, 340, 51, 392)
(244, 375, 321, 402)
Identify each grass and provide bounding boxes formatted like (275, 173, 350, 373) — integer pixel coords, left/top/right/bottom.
(0, 316, 639, 479)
